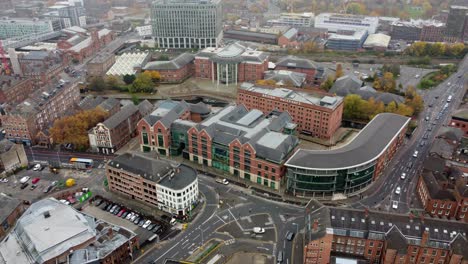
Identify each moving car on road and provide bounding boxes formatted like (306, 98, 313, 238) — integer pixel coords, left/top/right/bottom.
(285, 231, 295, 241)
(392, 201, 398, 209)
(253, 227, 265, 234)
(33, 164, 42, 171)
(413, 151, 418, 158)
(395, 187, 401, 195)
(400, 173, 406, 180)
(216, 178, 229, 185)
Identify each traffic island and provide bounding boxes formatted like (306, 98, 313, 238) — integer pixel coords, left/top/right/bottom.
(185, 239, 221, 263)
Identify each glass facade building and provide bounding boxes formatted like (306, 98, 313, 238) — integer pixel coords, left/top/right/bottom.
(151, 0, 223, 49)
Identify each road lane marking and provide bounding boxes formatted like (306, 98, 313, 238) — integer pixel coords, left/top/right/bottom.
(193, 234, 200, 240)
(216, 215, 226, 224)
(153, 241, 180, 263)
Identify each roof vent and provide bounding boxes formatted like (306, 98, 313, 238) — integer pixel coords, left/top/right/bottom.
(44, 211, 50, 218)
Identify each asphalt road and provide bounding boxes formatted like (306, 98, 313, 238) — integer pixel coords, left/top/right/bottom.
(134, 175, 304, 264)
(352, 56, 468, 214)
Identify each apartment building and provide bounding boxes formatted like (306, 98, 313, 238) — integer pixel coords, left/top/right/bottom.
(87, 52, 116, 77)
(267, 12, 314, 27)
(151, 0, 223, 49)
(2, 80, 80, 146)
(0, 75, 34, 104)
(444, 5, 468, 42)
(449, 108, 468, 137)
(0, 19, 53, 40)
(58, 27, 114, 62)
(194, 42, 269, 86)
(303, 200, 468, 264)
(187, 104, 299, 190)
(238, 83, 343, 139)
(16, 50, 66, 86)
(106, 152, 199, 216)
(391, 19, 445, 42)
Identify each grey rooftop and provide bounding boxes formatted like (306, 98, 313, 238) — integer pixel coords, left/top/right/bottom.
(286, 113, 410, 170)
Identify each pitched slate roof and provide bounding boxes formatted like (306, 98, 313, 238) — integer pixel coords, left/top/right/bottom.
(330, 74, 363, 94)
(276, 55, 317, 69)
(79, 95, 105, 110)
(98, 97, 120, 112)
(137, 100, 154, 117)
(385, 225, 408, 254)
(102, 104, 138, 129)
(264, 70, 307, 87)
(421, 171, 456, 201)
(143, 53, 195, 71)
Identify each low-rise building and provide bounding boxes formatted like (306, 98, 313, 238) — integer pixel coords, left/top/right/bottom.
(238, 82, 343, 139)
(274, 56, 323, 86)
(326, 30, 368, 51)
(89, 101, 151, 154)
(0, 194, 26, 239)
(2, 80, 81, 146)
(87, 52, 116, 77)
(194, 42, 269, 86)
(391, 19, 445, 42)
(0, 75, 34, 104)
(223, 30, 278, 45)
(286, 113, 410, 198)
(315, 13, 379, 34)
(303, 200, 468, 264)
(187, 104, 299, 190)
(267, 12, 314, 27)
(0, 139, 28, 173)
(58, 28, 114, 62)
(107, 52, 150, 76)
(107, 152, 199, 216)
(0, 198, 138, 264)
(363, 33, 391, 51)
(143, 53, 195, 83)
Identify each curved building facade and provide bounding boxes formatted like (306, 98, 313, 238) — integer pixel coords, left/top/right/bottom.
(285, 113, 410, 198)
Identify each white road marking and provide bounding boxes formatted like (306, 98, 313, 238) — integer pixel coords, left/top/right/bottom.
(153, 241, 180, 263)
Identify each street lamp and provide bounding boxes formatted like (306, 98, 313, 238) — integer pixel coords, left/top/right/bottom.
(292, 223, 298, 235)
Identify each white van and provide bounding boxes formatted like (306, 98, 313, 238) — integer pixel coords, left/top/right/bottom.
(170, 218, 177, 225)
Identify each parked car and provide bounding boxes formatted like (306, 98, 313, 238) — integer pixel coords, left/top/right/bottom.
(392, 201, 398, 209)
(143, 220, 152, 229)
(133, 217, 141, 224)
(19, 176, 30, 184)
(122, 211, 129, 219)
(0, 178, 8, 183)
(20, 182, 29, 189)
(30, 184, 37, 190)
(138, 219, 146, 227)
(93, 199, 103, 206)
(31, 178, 40, 184)
(400, 173, 406, 180)
(147, 224, 156, 231)
(152, 225, 161, 233)
(126, 212, 135, 220)
(109, 204, 118, 213)
(67, 196, 77, 204)
(215, 178, 229, 185)
(285, 231, 295, 241)
(130, 214, 138, 222)
(100, 202, 109, 210)
(43, 185, 53, 193)
(112, 206, 121, 215)
(117, 209, 126, 217)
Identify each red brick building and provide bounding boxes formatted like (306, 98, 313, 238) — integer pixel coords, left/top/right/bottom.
(0, 75, 34, 104)
(237, 83, 343, 139)
(143, 53, 195, 83)
(303, 200, 468, 264)
(89, 100, 153, 154)
(420, 23, 446, 42)
(58, 28, 114, 62)
(275, 55, 322, 86)
(449, 108, 468, 137)
(2, 80, 81, 146)
(194, 42, 269, 86)
(17, 50, 67, 87)
(186, 105, 299, 190)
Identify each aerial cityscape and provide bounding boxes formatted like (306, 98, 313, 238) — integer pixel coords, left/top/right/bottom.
(0, 0, 466, 263)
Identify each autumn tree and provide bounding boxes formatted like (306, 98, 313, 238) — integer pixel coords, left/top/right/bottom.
(130, 73, 154, 93)
(346, 2, 367, 15)
(106, 75, 120, 90)
(335, 63, 344, 80)
(343, 94, 365, 120)
(405, 85, 424, 114)
(374, 72, 396, 92)
(302, 41, 319, 53)
(143, 70, 161, 84)
(396, 103, 414, 117)
(50, 108, 109, 151)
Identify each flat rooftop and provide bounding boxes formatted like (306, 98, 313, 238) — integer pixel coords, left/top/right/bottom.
(286, 113, 410, 170)
(239, 82, 342, 110)
(0, 194, 21, 225)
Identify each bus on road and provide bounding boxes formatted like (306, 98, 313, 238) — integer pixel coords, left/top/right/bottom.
(69, 158, 94, 168)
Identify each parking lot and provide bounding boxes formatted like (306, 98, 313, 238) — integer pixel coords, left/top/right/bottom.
(82, 196, 171, 244)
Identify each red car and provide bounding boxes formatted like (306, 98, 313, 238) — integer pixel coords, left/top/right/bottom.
(31, 178, 40, 184)
(117, 209, 126, 217)
(67, 196, 77, 204)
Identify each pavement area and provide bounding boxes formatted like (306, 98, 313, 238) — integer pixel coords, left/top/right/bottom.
(226, 252, 270, 264)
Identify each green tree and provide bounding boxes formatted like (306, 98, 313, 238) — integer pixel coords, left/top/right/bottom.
(320, 76, 334, 91)
(89, 76, 106, 91)
(123, 74, 136, 85)
(130, 73, 154, 93)
(131, 94, 140, 105)
(343, 94, 364, 120)
(396, 103, 414, 116)
(346, 2, 366, 14)
(385, 101, 398, 113)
